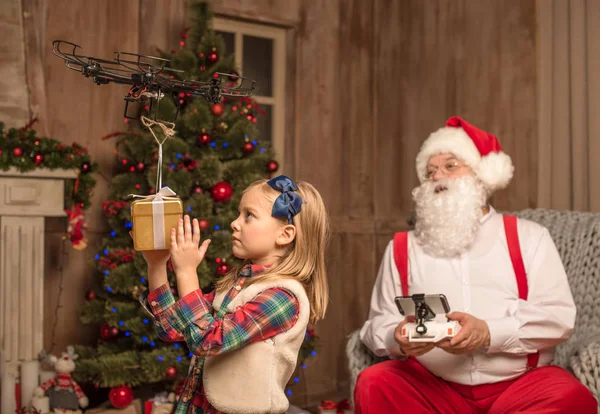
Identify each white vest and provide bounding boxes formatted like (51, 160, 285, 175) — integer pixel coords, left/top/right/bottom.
(203, 278, 310, 414)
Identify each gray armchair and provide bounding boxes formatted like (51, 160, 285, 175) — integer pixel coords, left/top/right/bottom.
(346, 209, 600, 407)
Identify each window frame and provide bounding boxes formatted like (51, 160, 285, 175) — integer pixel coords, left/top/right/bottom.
(213, 17, 286, 170)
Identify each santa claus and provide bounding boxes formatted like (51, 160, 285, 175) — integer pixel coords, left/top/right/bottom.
(355, 117, 596, 413)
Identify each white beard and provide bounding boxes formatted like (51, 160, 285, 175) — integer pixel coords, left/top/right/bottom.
(412, 175, 487, 258)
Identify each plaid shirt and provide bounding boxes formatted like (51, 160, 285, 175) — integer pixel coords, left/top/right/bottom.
(140, 264, 300, 414)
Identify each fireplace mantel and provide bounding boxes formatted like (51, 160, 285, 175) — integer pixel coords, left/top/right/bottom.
(0, 167, 78, 412)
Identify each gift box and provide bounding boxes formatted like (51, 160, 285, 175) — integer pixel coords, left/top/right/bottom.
(319, 399, 353, 414)
(144, 391, 175, 414)
(86, 398, 142, 414)
(131, 187, 182, 251)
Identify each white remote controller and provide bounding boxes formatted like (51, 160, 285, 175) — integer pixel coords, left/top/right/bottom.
(401, 320, 461, 342)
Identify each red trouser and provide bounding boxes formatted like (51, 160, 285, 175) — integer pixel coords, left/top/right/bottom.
(354, 358, 597, 414)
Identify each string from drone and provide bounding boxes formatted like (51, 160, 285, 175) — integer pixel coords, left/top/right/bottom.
(139, 115, 175, 190)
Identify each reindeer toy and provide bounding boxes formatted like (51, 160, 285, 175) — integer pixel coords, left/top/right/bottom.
(34, 346, 88, 414)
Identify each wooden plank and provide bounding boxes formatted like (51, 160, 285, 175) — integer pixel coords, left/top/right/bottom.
(339, 0, 374, 219)
(293, 0, 342, 216)
(283, 27, 298, 175)
(0, 0, 30, 128)
(139, 0, 190, 56)
(214, 0, 301, 27)
(289, 0, 343, 403)
(373, 0, 417, 219)
(21, 0, 49, 136)
(38, 0, 141, 354)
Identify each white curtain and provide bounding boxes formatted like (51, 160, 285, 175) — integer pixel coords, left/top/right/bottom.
(537, 0, 600, 212)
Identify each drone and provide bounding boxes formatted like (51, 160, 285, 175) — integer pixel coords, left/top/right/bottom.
(52, 40, 256, 122)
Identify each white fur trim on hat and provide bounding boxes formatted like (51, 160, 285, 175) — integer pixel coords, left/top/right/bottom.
(415, 126, 514, 191)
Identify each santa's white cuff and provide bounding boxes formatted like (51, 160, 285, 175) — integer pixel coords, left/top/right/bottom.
(384, 326, 406, 359)
(486, 317, 519, 354)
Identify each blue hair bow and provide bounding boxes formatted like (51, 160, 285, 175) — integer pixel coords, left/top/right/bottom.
(267, 175, 303, 224)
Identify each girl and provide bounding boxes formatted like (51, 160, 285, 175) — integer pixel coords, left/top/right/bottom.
(139, 175, 330, 414)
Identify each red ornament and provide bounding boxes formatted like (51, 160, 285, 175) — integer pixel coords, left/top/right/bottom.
(110, 327, 119, 337)
(86, 291, 96, 300)
(217, 263, 231, 276)
(13, 148, 23, 157)
(211, 181, 233, 203)
(34, 154, 44, 165)
(136, 162, 145, 172)
(80, 162, 91, 173)
(267, 160, 279, 173)
(207, 51, 219, 64)
(198, 132, 211, 145)
(100, 324, 112, 340)
(109, 385, 134, 409)
(166, 365, 177, 380)
(199, 219, 209, 230)
(0, 149, 2, 156)
(194, 186, 202, 194)
(243, 142, 255, 154)
(211, 103, 224, 117)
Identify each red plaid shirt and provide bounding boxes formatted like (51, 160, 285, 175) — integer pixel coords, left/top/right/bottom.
(140, 264, 300, 413)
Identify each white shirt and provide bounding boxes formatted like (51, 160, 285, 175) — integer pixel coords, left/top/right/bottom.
(359, 207, 576, 385)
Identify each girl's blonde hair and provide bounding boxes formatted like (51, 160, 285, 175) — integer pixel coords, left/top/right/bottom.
(216, 178, 330, 324)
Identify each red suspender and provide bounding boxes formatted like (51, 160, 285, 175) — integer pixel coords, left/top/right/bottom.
(503, 215, 539, 369)
(392, 216, 539, 370)
(393, 232, 409, 296)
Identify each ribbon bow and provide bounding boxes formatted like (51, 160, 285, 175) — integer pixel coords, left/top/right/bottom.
(319, 399, 352, 413)
(267, 175, 303, 224)
(128, 185, 178, 201)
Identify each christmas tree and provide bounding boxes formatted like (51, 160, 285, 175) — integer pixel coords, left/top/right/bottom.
(73, 0, 317, 400)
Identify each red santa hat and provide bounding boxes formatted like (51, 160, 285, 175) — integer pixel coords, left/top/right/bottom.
(415, 116, 514, 191)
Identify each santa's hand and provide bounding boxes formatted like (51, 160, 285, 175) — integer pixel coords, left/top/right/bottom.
(436, 312, 490, 354)
(393, 316, 435, 356)
(79, 396, 89, 408)
(34, 387, 45, 398)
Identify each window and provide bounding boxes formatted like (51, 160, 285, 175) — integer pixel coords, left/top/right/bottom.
(213, 18, 286, 169)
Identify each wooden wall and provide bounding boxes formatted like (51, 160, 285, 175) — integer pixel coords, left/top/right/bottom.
(10, 0, 537, 408)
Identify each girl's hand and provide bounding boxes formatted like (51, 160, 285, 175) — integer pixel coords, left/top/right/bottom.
(129, 231, 170, 266)
(170, 215, 211, 278)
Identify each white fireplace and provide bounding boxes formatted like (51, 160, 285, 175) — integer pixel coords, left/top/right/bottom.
(0, 167, 78, 412)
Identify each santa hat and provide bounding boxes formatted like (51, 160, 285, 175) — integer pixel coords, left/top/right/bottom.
(415, 116, 514, 191)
